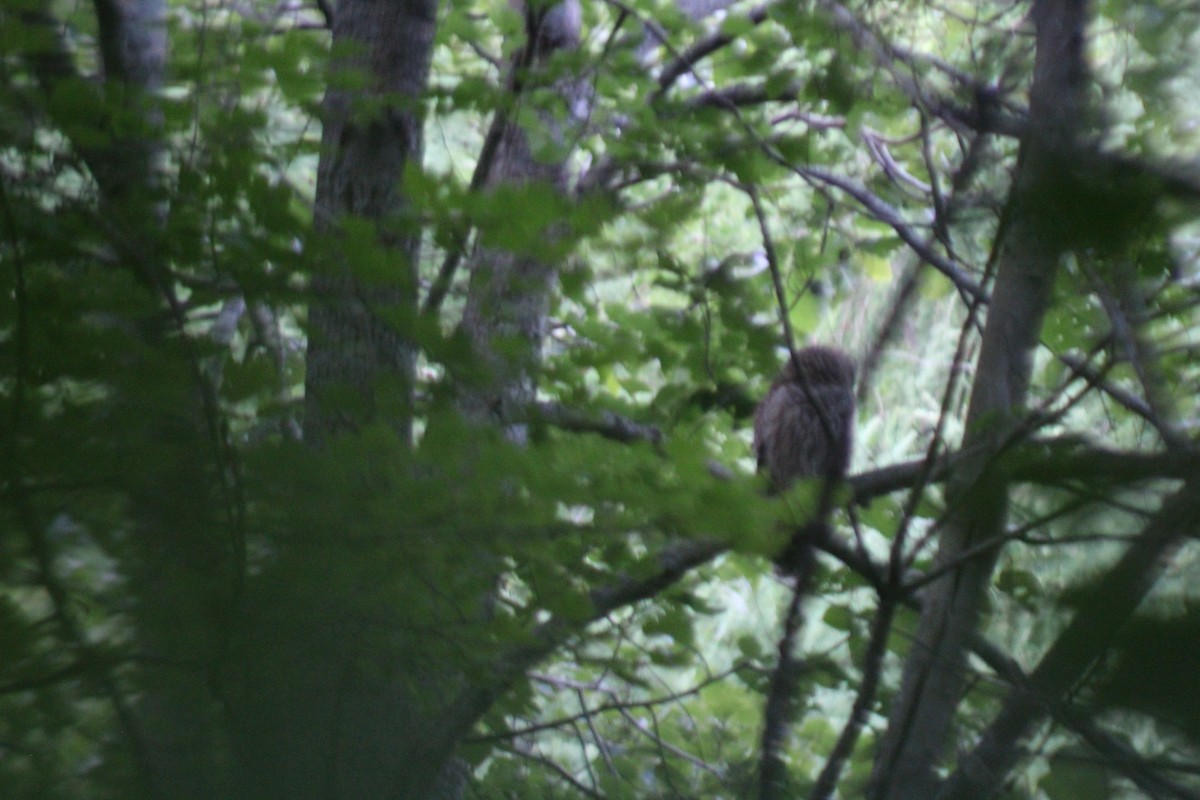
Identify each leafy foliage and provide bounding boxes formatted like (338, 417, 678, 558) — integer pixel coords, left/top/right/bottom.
(2, 0, 1200, 798)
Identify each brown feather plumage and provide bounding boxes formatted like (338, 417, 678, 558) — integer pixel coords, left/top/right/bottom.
(753, 346, 856, 493)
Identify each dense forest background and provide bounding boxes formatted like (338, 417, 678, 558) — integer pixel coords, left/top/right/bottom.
(3, 0, 1200, 798)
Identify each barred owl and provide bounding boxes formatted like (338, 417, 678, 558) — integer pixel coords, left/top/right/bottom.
(753, 346, 856, 493)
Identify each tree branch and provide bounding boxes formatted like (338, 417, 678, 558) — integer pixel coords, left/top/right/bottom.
(758, 557, 815, 800)
(655, 3, 769, 98)
(530, 400, 663, 444)
(937, 476, 1200, 800)
(792, 164, 984, 301)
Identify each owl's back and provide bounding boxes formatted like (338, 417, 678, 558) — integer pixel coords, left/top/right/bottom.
(754, 347, 856, 491)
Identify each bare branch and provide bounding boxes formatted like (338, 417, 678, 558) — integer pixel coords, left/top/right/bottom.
(686, 80, 802, 110)
(655, 4, 769, 98)
(477, 665, 744, 744)
(619, 707, 725, 777)
(531, 401, 663, 444)
(503, 743, 606, 799)
(1055, 707, 1200, 800)
(793, 164, 984, 301)
(818, 0, 1028, 138)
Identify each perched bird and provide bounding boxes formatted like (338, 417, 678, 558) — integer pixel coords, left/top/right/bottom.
(753, 346, 856, 493)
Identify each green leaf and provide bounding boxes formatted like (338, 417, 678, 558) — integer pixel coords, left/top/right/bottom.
(823, 604, 855, 633)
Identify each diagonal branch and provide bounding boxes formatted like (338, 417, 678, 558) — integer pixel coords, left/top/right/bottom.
(937, 475, 1200, 800)
(655, 3, 770, 98)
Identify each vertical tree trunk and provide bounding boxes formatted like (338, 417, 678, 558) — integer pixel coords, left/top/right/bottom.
(94, 4, 242, 793)
(869, 2, 1092, 798)
(458, 1, 584, 442)
(231, 3, 442, 799)
(303, 0, 437, 446)
(23, 4, 243, 798)
(92, 0, 166, 203)
(23, 4, 229, 798)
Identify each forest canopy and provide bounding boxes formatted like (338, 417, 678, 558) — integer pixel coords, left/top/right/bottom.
(2, 0, 1200, 799)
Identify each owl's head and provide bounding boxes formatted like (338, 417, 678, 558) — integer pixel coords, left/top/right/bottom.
(778, 346, 856, 389)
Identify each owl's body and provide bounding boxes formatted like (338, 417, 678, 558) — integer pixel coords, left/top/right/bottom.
(754, 346, 856, 492)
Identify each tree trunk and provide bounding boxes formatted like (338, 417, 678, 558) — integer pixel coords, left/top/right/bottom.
(303, 0, 437, 446)
(230, 2, 442, 799)
(458, 1, 584, 442)
(21, 5, 231, 799)
(869, 2, 1092, 798)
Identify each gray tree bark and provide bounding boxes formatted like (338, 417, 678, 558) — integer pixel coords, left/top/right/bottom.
(303, 0, 437, 446)
(231, 2, 443, 799)
(869, 2, 1093, 798)
(458, 1, 584, 442)
(244, 2, 592, 797)
(19, 5, 227, 799)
